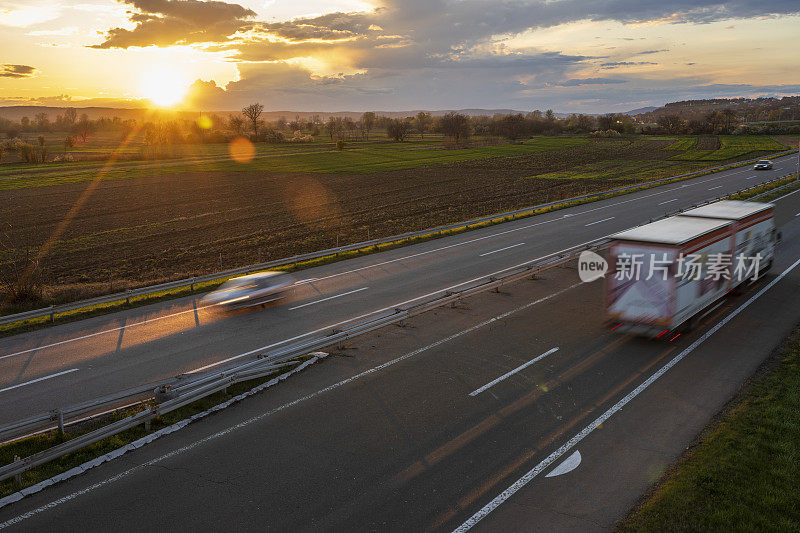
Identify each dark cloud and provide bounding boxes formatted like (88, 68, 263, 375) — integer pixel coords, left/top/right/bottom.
(0, 64, 37, 78)
(636, 49, 670, 55)
(91, 0, 256, 48)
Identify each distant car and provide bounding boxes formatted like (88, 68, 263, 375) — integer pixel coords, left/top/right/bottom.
(753, 160, 773, 170)
(202, 272, 294, 310)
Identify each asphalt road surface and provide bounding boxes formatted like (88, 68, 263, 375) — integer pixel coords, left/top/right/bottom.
(2, 170, 800, 531)
(0, 154, 797, 426)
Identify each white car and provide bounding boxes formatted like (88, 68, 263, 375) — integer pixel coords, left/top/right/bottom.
(202, 272, 294, 310)
(753, 160, 773, 170)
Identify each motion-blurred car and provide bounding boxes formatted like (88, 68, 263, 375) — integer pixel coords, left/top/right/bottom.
(753, 160, 773, 170)
(202, 272, 294, 310)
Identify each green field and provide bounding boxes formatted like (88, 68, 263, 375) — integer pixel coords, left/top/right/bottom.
(0, 136, 589, 189)
(619, 333, 800, 531)
(670, 135, 786, 161)
(528, 160, 700, 181)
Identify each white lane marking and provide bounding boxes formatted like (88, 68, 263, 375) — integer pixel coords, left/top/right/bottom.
(187, 237, 603, 373)
(772, 186, 800, 203)
(469, 347, 558, 396)
(658, 198, 678, 205)
(545, 450, 581, 478)
(0, 368, 79, 394)
(288, 287, 368, 310)
(0, 302, 220, 362)
(2, 156, 788, 360)
(708, 185, 723, 190)
(479, 243, 525, 257)
(584, 217, 615, 227)
(746, 175, 759, 180)
(452, 256, 800, 533)
(0, 283, 584, 526)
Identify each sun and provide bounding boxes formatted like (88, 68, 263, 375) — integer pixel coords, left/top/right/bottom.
(140, 67, 188, 107)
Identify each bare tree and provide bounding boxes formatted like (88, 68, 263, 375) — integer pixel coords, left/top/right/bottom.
(228, 114, 245, 136)
(415, 111, 432, 139)
(386, 119, 412, 142)
(242, 103, 264, 138)
(361, 112, 375, 135)
(64, 107, 77, 126)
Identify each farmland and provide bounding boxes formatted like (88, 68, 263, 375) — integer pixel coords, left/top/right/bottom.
(0, 134, 789, 308)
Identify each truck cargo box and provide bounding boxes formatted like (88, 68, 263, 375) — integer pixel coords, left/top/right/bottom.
(606, 200, 777, 337)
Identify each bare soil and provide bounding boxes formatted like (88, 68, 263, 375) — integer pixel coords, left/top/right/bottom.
(0, 138, 736, 304)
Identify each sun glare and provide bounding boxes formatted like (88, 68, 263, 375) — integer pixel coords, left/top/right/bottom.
(140, 67, 188, 107)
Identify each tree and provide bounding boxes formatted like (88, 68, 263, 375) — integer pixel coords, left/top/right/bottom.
(276, 116, 288, 131)
(241, 103, 264, 138)
(228, 114, 245, 136)
(34, 113, 49, 131)
(386, 118, 412, 142)
(436, 112, 471, 143)
(73, 115, 94, 143)
(64, 136, 74, 152)
(414, 111, 432, 139)
(361, 112, 376, 135)
(64, 107, 77, 126)
(325, 116, 343, 140)
(657, 114, 686, 134)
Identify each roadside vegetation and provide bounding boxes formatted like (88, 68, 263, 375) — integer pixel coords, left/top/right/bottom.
(619, 330, 800, 531)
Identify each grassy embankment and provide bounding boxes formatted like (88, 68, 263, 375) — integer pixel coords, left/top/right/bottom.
(619, 330, 800, 531)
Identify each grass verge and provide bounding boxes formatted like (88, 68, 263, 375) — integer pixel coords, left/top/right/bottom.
(0, 355, 315, 499)
(2, 151, 796, 339)
(617, 328, 800, 531)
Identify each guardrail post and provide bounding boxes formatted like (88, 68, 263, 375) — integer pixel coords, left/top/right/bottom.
(49, 309, 55, 323)
(13, 456, 21, 484)
(258, 247, 263, 263)
(50, 409, 65, 434)
(190, 277, 195, 291)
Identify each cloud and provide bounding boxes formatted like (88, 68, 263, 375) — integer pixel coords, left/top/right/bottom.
(600, 61, 658, 69)
(83, 0, 800, 111)
(554, 78, 627, 87)
(0, 64, 37, 78)
(91, 0, 256, 48)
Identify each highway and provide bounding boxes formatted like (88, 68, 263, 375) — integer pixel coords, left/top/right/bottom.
(1, 162, 800, 531)
(0, 154, 797, 424)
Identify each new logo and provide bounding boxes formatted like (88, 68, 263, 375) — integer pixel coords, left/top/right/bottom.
(578, 250, 608, 282)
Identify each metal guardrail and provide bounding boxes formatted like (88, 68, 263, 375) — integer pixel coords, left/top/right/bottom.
(0, 170, 796, 483)
(2, 149, 795, 327)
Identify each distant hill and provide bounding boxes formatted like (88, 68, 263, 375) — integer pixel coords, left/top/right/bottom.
(0, 106, 537, 123)
(622, 106, 659, 116)
(634, 96, 800, 122)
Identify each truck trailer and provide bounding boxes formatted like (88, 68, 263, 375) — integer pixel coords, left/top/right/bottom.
(605, 200, 777, 337)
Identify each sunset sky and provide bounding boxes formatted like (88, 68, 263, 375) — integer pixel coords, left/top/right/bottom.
(1, 0, 799, 113)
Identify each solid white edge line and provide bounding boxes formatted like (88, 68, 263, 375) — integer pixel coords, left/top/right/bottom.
(772, 186, 800, 203)
(0, 282, 585, 525)
(0, 369, 79, 394)
(479, 243, 526, 257)
(288, 287, 369, 310)
(469, 348, 559, 396)
(657, 198, 678, 205)
(452, 256, 800, 533)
